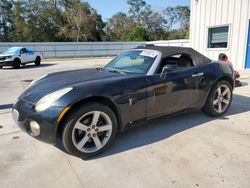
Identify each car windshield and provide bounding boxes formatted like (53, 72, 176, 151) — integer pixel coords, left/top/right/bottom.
(104, 50, 158, 74)
(3, 48, 19, 55)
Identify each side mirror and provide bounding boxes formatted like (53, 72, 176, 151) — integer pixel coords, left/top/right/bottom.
(162, 64, 177, 73)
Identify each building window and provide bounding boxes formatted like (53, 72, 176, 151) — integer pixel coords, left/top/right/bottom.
(207, 26, 229, 48)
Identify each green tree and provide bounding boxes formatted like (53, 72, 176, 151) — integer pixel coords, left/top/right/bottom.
(0, 0, 14, 41)
(164, 6, 190, 39)
(127, 0, 147, 25)
(0, 0, 105, 42)
(142, 10, 169, 40)
(105, 12, 135, 41)
(0, 0, 190, 42)
(128, 26, 149, 41)
(58, 1, 104, 42)
(127, 1, 169, 41)
(10, 1, 30, 42)
(25, 0, 63, 41)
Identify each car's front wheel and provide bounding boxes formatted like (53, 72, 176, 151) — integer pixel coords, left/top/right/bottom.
(35, 56, 41, 66)
(13, 58, 21, 69)
(203, 80, 233, 116)
(62, 103, 118, 159)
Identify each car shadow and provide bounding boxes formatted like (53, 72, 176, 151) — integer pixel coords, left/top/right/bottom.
(1, 63, 56, 70)
(55, 94, 250, 160)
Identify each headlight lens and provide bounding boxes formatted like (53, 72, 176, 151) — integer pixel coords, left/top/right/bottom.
(35, 87, 73, 112)
(28, 74, 48, 88)
(5, 56, 12, 59)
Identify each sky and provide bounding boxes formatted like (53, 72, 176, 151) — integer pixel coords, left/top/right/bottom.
(86, 0, 190, 20)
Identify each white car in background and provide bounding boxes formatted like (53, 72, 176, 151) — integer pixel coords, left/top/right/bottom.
(0, 47, 43, 69)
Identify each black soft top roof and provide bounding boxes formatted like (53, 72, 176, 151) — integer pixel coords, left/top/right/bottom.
(135, 46, 211, 66)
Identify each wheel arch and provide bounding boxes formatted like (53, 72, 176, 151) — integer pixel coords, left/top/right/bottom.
(203, 74, 234, 107)
(202, 75, 233, 116)
(13, 57, 21, 68)
(216, 75, 234, 89)
(56, 96, 123, 139)
(14, 57, 21, 62)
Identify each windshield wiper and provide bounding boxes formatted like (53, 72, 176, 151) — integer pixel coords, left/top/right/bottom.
(96, 67, 104, 71)
(106, 68, 127, 74)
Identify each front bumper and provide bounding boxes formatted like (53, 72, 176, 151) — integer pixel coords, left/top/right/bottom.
(12, 99, 64, 144)
(0, 60, 14, 66)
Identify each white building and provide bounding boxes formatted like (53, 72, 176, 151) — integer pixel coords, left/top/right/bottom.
(190, 0, 250, 69)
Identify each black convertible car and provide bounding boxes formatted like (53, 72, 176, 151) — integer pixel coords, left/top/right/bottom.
(12, 46, 234, 158)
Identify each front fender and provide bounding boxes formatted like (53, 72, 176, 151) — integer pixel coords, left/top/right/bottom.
(198, 61, 234, 108)
(54, 92, 124, 139)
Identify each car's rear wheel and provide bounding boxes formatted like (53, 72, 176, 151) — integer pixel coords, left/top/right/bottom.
(62, 103, 118, 159)
(35, 56, 41, 66)
(13, 58, 21, 69)
(202, 80, 232, 116)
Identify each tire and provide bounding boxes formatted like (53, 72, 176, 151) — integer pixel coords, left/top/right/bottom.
(13, 58, 21, 69)
(62, 103, 118, 159)
(35, 56, 41, 66)
(202, 80, 233, 116)
(0, 66, 2, 69)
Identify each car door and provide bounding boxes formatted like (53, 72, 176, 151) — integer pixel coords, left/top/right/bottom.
(19, 48, 30, 62)
(26, 49, 35, 62)
(146, 54, 205, 118)
(115, 76, 149, 127)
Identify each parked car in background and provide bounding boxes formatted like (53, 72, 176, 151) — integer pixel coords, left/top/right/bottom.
(0, 47, 43, 69)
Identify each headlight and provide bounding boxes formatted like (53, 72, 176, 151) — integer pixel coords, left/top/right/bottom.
(5, 56, 12, 59)
(35, 87, 73, 112)
(28, 74, 48, 88)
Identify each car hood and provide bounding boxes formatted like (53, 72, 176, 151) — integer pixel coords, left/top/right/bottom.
(0, 53, 14, 57)
(18, 68, 128, 103)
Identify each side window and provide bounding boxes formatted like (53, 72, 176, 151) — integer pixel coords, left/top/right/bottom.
(156, 54, 194, 74)
(20, 48, 27, 54)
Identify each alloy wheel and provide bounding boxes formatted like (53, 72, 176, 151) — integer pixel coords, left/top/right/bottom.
(72, 111, 112, 153)
(213, 85, 231, 113)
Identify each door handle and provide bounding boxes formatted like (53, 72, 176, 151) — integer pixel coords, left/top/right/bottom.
(192, 72, 204, 77)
